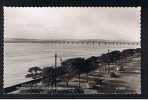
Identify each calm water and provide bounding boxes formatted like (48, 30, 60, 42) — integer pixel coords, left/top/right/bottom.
(4, 43, 139, 87)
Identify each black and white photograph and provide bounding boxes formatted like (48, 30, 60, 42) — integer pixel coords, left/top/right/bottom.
(4, 7, 141, 94)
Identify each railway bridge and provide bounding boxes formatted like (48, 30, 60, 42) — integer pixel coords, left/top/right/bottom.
(47, 40, 139, 46)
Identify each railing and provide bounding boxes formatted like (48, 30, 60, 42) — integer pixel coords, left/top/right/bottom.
(3, 78, 42, 93)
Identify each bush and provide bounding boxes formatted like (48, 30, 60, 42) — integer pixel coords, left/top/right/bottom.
(86, 56, 98, 62)
(25, 66, 42, 79)
(135, 48, 141, 53)
(109, 51, 121, 62)
(99, 50, 121, 63)
(61, 57, 97, 74)
(121, 49, 135, 57)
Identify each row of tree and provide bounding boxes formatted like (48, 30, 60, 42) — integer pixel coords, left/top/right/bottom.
(25, 57, 97, 87)
(25, 48, 141, 87)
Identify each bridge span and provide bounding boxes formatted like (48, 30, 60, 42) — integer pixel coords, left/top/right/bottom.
(46, 40, 139, 46)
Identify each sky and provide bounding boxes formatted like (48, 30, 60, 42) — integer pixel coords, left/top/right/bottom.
(4, 7, 141, 42)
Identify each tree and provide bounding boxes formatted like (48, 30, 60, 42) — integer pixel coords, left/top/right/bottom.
(25, 66, 42, 79)
(63, 74, 70, 87)
(109, 51, 121, 62)
(61, 57, 98, 88)
(41, 67, 54, 86)
(62, 69, 79, 87)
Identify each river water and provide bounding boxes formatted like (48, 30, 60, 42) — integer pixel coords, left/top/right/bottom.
(4, 43, 139, 87)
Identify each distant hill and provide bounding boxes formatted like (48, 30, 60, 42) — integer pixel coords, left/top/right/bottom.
(5, 38, 44, 43)
(4, 38, 67, 43)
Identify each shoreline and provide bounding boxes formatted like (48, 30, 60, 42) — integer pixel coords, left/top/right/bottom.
(3, 49, 139, 94)
(4, 45, 139, 88)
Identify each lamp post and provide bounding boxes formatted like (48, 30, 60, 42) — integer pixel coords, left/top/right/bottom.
(107, 49, 110, 80)
(54, 54, 57, 91)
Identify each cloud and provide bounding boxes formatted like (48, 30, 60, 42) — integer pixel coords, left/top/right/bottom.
(4, 7, 141, 42)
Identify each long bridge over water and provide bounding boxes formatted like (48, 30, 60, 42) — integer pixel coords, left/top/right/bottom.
(45, 40, 140, 46)
(5, 39, 140, 46)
